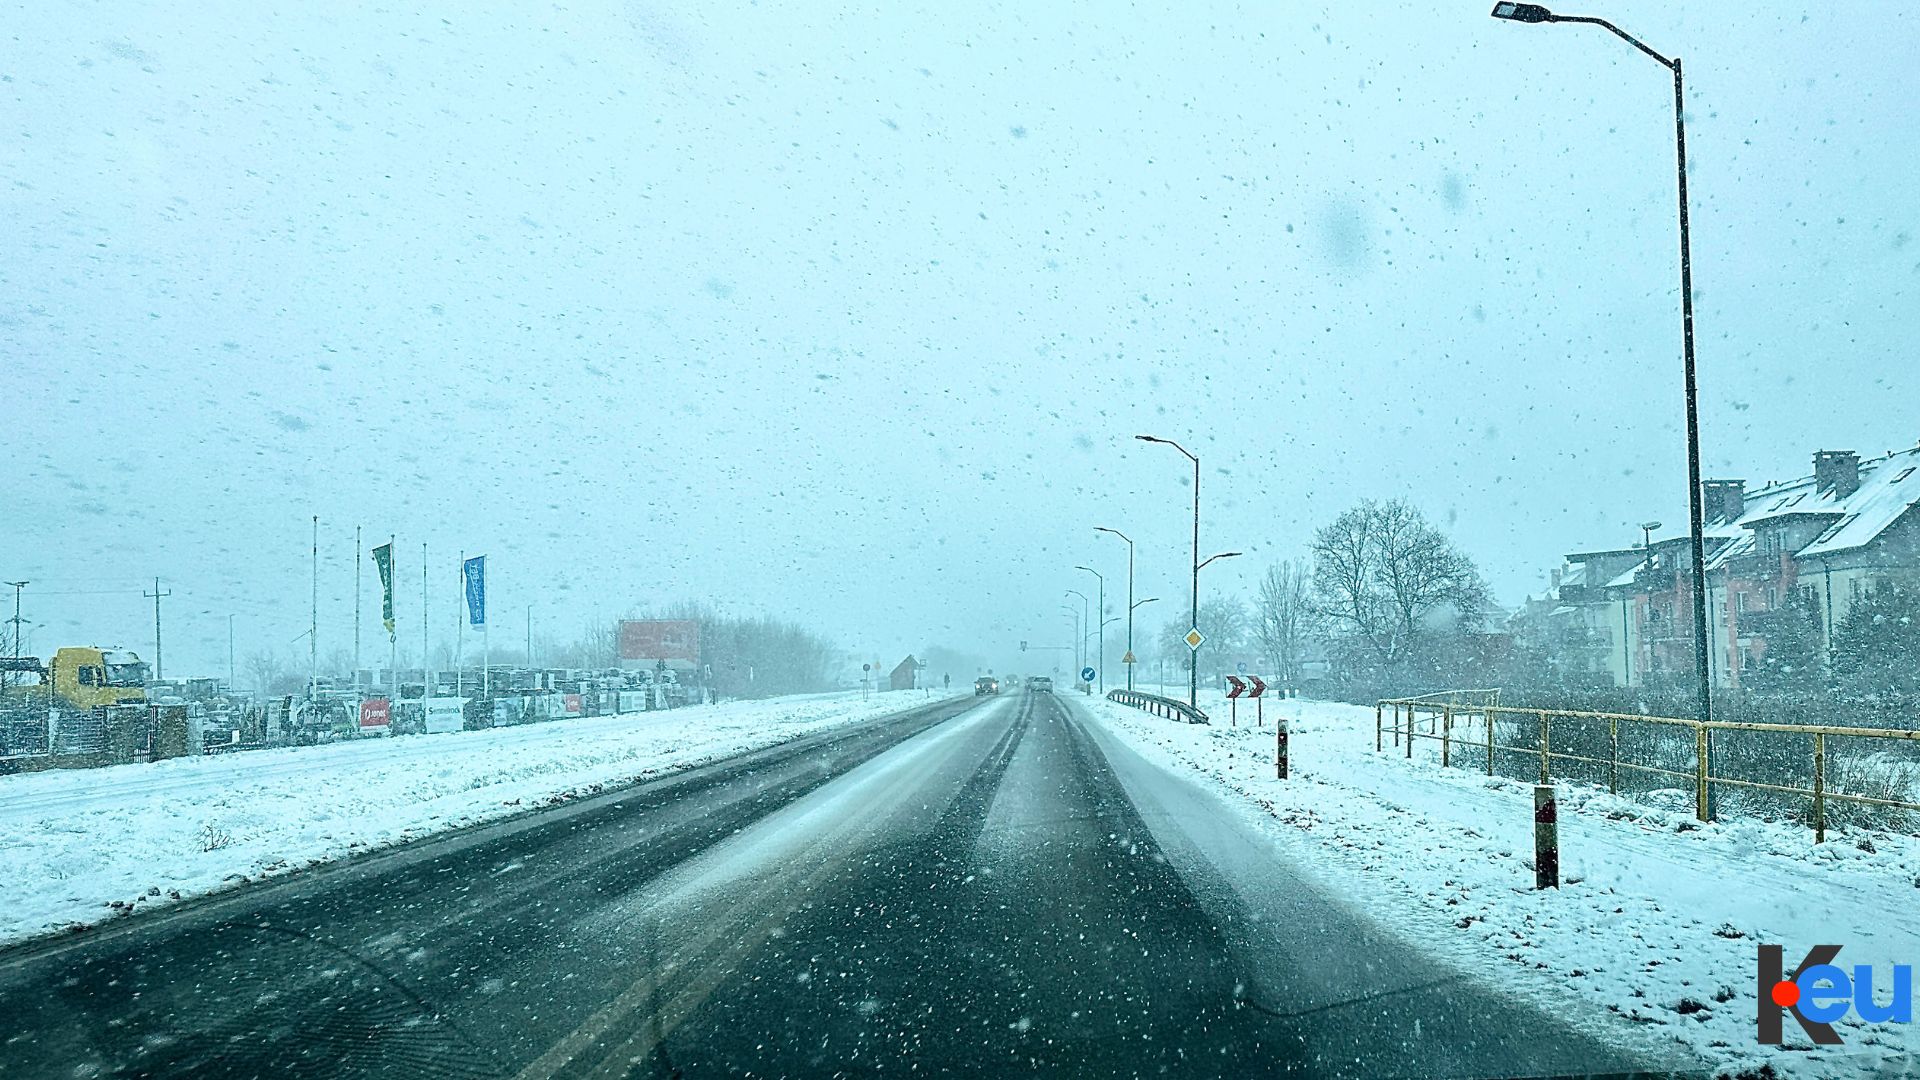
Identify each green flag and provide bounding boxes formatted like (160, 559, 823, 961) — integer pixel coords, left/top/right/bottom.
(371, 542, 396, 638)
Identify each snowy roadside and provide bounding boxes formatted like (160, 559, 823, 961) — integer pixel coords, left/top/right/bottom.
(0, 689, 958, 950)
(1081, 690, 1920, 1080)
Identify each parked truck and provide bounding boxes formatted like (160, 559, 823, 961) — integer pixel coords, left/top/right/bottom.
(46, 647, 149, 710)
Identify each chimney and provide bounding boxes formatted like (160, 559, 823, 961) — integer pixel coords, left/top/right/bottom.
(1814, 450, 1861, 500)
(1700, 479, 1745, 524)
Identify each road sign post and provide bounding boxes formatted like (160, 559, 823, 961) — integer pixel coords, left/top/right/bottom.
(1224, 674, 1268, 728)
(1079, 666, 1096, 694)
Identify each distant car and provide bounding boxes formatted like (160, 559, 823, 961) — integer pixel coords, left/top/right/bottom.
(974, 677, 999, 696)
(1027, 676, 1052, 693)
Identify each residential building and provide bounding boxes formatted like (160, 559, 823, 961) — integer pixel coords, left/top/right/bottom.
(1545, 443, 1920, 688)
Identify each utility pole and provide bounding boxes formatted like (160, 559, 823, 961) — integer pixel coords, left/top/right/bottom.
(228, 614, 236, 690)
(3, 581, 26, 689)
(526, 603, 534, 667)
(144, 577, 171, 680)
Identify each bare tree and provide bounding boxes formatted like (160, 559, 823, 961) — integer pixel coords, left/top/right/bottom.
(1370, 499, 1490, 640)
(244, 650, 285, 693)
(1311, 499, 1487, 664)
(1255, 560, 1320, 685)
(1311, 504, 1395, 659)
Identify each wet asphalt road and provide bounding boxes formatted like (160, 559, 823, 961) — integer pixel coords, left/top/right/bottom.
(0, 691, 1685, 1079)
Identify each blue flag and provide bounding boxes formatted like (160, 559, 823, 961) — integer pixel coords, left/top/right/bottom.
(463, 555, 486, 627)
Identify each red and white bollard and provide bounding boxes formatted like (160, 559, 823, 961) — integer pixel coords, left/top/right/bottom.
(1533, 784, 1559, 890)
(1275, 718, 1289, 780)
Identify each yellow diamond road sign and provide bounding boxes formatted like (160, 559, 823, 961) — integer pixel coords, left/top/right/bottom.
(1184, 628, 1205, 650)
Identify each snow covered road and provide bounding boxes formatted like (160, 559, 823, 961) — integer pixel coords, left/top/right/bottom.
(1087, 689, 1920, 1079)
(0, 688, 959, 948)
(0, 688, 1685, 1079)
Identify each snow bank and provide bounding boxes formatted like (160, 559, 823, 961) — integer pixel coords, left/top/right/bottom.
(0, 690, 954, 949)
(1086, 691, 1920, 1080)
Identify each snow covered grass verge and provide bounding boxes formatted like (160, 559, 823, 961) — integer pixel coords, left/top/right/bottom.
(1088, 691, 1920, 1080)
(0, 689, 957, 950)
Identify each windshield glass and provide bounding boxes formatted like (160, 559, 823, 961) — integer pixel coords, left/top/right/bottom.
(4, 2, 1917, 1078)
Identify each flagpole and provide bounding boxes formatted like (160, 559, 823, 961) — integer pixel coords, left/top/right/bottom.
(389, 533, 397, 694)
(354, 525, 362, 689)
(309, 516, 318, 703)
(457, 550, 465, 701)
(482, 560, 490, 700)
(421, 541, 429, 697)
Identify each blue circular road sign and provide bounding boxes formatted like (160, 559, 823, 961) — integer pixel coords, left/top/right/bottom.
(1080, 667, 1096, 683)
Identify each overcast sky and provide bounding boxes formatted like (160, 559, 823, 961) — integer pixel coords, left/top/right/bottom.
(5, 1, 1916, 679)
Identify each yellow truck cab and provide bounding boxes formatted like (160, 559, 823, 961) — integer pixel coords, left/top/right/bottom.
(49, 647, 149, 710)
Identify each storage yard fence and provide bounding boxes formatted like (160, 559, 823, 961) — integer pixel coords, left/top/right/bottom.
(0, 687, 695, 776)
(1378, 690, 1920, 842)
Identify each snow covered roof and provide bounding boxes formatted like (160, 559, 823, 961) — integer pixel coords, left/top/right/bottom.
(1571, 442, 1920, 585)
(1799, 446, 1920, 558)
(1704, 531, 1754, 573)
(1602, 561, 1649, 590)
(1679, 446, 1915, 555)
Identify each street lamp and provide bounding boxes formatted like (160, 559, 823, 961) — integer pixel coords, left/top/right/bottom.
(1199, 551, 1243, 572)
(1136, 434, 1205, 708)
(1639, 521, 1663, 566)
(1066, 590, 1090, 679)
(1195, 553, 1242, 690)
(1074, 566, 1106, 693)
(1489, 3, 1716, 751)
(1060, 605, 1080, 674)
(1094, 527, 1136, 691)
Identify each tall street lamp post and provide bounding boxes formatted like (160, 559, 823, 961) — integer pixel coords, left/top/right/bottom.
(1135, 435, 1203, 708)
(1066, 590, 1090, 684)
(1094, 527, 1135, 691)
(1074, 566, 1106, 693)
(1490, 3, 1716, 771)
(1197, 551, 1243, 689)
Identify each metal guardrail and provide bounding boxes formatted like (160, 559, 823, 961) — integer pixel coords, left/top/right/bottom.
(1108, 689, 1210, 725)
(1379, 694, 1920, 843)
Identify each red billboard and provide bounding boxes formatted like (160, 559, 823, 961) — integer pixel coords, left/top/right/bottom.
(618, 620, 701, 666)
(359, 698, 391, 729)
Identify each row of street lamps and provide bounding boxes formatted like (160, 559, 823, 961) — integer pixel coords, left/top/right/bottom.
(1055, 6, 1716, 737)
(1063, 435, 1239, 709)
